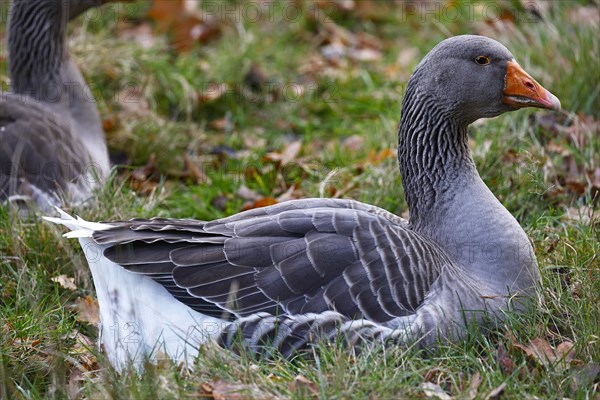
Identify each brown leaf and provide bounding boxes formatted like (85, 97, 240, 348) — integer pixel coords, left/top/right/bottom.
(67, 368, 85, 400)
(289, 375, 319, 396)
(76, 296, 100, 326)
(555, 341, 576, 364)
(242, 197, 278, 211)
(148, 0, 220, 52)
(515, 338, 578, 370)
(102, 117, 117, 133)
(182, 153, 211, 184)
(67, 330, 98, 372)
(51, 274, 77, 291)
(419, 382, 453, 400)
(496, 344, 516, 376)
(515, 338, 556, 365)
(129, 154, 159, 195)
(198, 82, 229, 103)
(202, 380, 275, 400)
(468, 372, 481, 400)
(566, 179, 586, 195)
(200, 383, 213, 394)
(210, 118, 233, 132)
(366, 148, 395, 164)
(148, 0, 185, 32)
(485, 382, 506, 400)
(264, 141, 303, 166)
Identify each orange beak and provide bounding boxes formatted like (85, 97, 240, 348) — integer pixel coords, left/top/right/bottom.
(503, 60, 561, 111)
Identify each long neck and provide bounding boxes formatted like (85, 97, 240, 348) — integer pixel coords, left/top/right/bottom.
(8, 1, 68, 96)
(8, 0, 102, 98)
(398, 78, 476, 229)
(397, 79, 539, 292)
(8, 0, 110, 176)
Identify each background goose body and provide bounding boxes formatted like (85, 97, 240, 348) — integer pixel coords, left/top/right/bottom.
(1, 0, 112, 211)
(47, 35, 560, 370)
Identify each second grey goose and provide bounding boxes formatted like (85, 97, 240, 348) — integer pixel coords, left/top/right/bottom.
(0, 0, 114, 212)
(46, 35, 560, 370)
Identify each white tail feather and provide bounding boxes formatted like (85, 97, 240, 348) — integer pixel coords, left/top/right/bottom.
(44, 208, 225, 371)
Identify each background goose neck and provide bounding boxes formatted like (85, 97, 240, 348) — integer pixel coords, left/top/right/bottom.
(8, 0, 110, 178)
(8, 1, 68, 96)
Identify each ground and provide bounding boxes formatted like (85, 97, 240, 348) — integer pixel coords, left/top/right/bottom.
(0, 1, 598, 398)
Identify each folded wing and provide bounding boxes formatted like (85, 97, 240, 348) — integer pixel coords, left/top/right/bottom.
(94, 199, 449, 323)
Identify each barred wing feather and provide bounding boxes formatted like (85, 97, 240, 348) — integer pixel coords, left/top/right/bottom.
(96, 199, 449, 326)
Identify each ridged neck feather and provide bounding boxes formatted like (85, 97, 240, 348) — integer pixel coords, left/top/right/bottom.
(398, 72, 477, 228)
(8, 0, 101, 97)
(7, 0, 110, 177)
(8, 1, 68, 96)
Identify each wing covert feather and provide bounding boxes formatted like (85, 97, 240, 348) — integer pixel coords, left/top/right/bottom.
(97, 199, 448, 322)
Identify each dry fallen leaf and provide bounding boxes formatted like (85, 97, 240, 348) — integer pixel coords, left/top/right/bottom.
(67, 329, 98, 371)
(289, 375, 319, 396)
(102, 116, 117, 133)
(420, 382, 453, 400)
(242, 197, 278, 211)
(200, 380, 275, 400)
(264, 140, 303, 166)
(51, 274, 77, 291)
(468, 372, 482, 400)
(366, 148, 396, 165)
(148, 0, 220, 52)
(496, 343, 516, 376)
(129, 154, 159, 195)
(485, 382, 506, 400)
(515, 338, 556, 366)
(210, 118, 233, 132)
(76, 295, 100, 326)
(198, 82, 229, 103)
(182, 153, 211, 184)
(515, 338, 578, 370)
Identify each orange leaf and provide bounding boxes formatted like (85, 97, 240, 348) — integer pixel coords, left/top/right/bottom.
(242, 197, 278, 211)
(148, 0, 220, 52)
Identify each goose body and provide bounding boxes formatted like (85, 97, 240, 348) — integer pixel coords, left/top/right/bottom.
(46, 35, 560, 370)
(1, 0, 112, 212)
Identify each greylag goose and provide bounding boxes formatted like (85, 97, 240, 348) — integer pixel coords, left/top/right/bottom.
(0, 0, 113, 212)
(46, 35, 560, 370)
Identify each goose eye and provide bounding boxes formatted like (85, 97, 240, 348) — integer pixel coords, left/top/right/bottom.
(475, 56, 491, 65)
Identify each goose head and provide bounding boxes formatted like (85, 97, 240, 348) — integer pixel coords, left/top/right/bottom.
(409, 35, 560, 125)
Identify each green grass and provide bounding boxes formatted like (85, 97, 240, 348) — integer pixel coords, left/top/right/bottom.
(1, 0, 599, 398)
